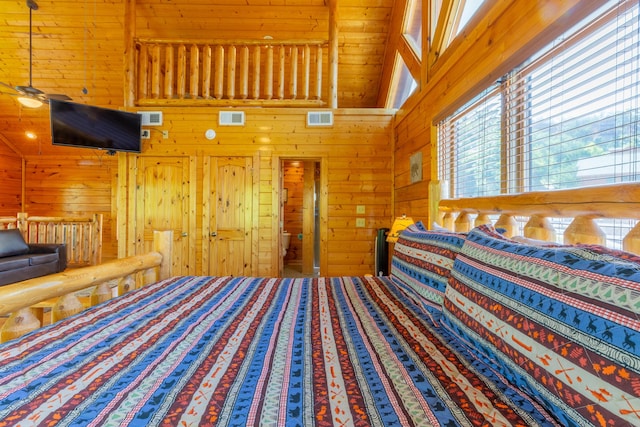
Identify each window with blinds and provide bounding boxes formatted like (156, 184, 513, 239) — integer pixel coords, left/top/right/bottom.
(438, 0, 640, 198)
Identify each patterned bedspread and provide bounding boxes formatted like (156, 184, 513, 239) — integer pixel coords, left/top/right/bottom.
(0, 276, 558, 426)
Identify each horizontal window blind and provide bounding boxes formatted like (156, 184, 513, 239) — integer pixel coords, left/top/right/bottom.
(438, 0, 640, 197)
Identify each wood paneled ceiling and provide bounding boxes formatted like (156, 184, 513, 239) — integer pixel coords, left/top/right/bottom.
(0, 0, 396, 156)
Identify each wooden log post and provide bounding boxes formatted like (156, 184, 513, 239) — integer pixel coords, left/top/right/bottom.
(277, 45, 285, 100)
(289, 46, 298, 99)
(190, 44, 200, 98)
(454, 212, 472, 233)
(315, 46, 323, 100)
(164, 44, 174, 99)
(1, 308, 40, 343)
(494, 214, 518, 238)
(474, 213, 492, 227)
(202, 45, 212, 99)
(302, 44, 310, 100)
(252, 46, 261, 99)
(177, 44, 187, 98)
(264, 45, 273, 100)
(524, 214, 556, 242)
(227, 45, 237, 99)
(154, 229, 173, 280)
(52, 293, 84, 323)
(138, 44, 149, 100)
(442, 212, 454, 230)
(240, 46, 249, 99)
(564, 216, 606, 246)
(623, 222, 640, 255)
(151, 44, 161, 99)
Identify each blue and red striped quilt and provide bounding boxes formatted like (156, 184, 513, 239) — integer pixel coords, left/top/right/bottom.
(0, 275, 559, 426)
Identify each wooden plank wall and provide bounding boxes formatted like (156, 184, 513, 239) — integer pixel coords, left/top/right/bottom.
(119, 107, 393, 277)
(392, 0, 602, 223)
(23, 156, 118, 262)
(0, 140, 22, 214)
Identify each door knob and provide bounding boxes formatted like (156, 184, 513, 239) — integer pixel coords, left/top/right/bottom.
(210, 232, 217, 237)
(181, 232, 188, 237)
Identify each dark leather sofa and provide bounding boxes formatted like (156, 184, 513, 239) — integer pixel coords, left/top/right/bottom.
(0, 229, 67, 286)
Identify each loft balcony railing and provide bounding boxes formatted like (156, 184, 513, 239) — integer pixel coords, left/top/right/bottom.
(132, 39, 329, 107)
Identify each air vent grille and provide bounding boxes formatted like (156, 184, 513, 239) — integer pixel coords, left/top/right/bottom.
(307, 111, 333, 126)
(219, 111, 245, 126)
(138, 111, 163, 126)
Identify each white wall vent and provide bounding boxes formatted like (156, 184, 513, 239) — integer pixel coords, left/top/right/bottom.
(138, 111, 163, 126)
(219, 111, 245, 126)
(307, 111, 333, 126)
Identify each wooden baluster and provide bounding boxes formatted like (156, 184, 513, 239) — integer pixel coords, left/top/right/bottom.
(474, 213, 491, 227)
(1, 308, 40, 343)
(138, 43, 149, 100)
(151, 44, 161, 99)
(524, 214, 556, 242)
(239, 46, 249, 99)
(564, 216, 606, 246)
(454, 212, 472, 233)
(118, 275, 136, 296)
(214, 45, 224, 99)
(278, 45, 285, 100)
(189, 44, 200, 99)
(164, 44, 174, 99)
(442, 212, 454, 230)
(623, 222, 640, 255)
(289, 46, 298, 99)
(143, 267, 158, 285)
(252, 46, 261, 99)
(315, 45, 322, 100)
(202, 45, 212, 99)
(494, 214, 517, 238)
(264, 45, 273, 100)
(302, 44, 310, 100)
(52, 294, 84, 323)
(227, 45, 236, 100)
(91, 282, 112, 306)
(177, 44, 187, 98)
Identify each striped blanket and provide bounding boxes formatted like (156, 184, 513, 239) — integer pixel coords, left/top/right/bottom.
(0, 276, 558, 426)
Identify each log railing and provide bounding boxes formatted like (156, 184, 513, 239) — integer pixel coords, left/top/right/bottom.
(134, 39, 328, 107)
(0, 230, 173, 342)
(433, 182, 640, 254)
(0, 213, 102, 267)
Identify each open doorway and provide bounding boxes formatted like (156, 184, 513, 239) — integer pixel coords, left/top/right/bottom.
(281, 159, 320, 278)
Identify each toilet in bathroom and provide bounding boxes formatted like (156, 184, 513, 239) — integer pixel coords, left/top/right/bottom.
(282, 231, 291, 256)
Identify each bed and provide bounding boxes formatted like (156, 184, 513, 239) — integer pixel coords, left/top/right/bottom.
(0, 272, 560, 426)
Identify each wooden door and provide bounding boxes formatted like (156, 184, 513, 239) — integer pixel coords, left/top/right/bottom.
(135, 156, 194, 275)
(203, 156, 253, 276)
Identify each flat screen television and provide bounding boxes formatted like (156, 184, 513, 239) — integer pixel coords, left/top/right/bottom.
(50, 100, 142, 154)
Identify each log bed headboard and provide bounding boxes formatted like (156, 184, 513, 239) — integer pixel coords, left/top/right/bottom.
(432, 182, 640, 254)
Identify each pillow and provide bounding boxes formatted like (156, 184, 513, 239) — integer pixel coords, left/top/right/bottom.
(390, 227, 466, 324)
(441, 224, 640, 427)
(0, 229, 29, 257)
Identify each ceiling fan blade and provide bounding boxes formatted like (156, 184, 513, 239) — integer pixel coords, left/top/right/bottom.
(46, 94, 72, 101)
(0, 81, 20, 95)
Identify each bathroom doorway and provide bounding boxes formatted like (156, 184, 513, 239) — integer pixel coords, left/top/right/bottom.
(281, 159, 321, 278)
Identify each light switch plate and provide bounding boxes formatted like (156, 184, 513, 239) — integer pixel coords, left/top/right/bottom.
(356, 218, 365, 227)
(356, 205, 365, 214)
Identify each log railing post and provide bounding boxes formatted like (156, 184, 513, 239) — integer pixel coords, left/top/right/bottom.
(564, 216, 606, 246)
(494, 214, 517, 238)
(227, 45, 236, 99)
(252, 46, 261, 99)
(202, 45, 212, 99)
(177, 44, 187, 98)
(214, 45, 224, 99)
(454, 212, 472, 233)
(524, 214, 556, 242)
(289, 46, 298, 99)
(164, 44, 174, 98)
(240, 46, 249, 99)
(474, 213, 491, 227)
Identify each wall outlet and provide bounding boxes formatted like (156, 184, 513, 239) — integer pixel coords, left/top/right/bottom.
(356, 205, 365, 214)
(356, 218, 365, 227)
(141, 129, 150, 139)
(162, 130, 169, 139)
